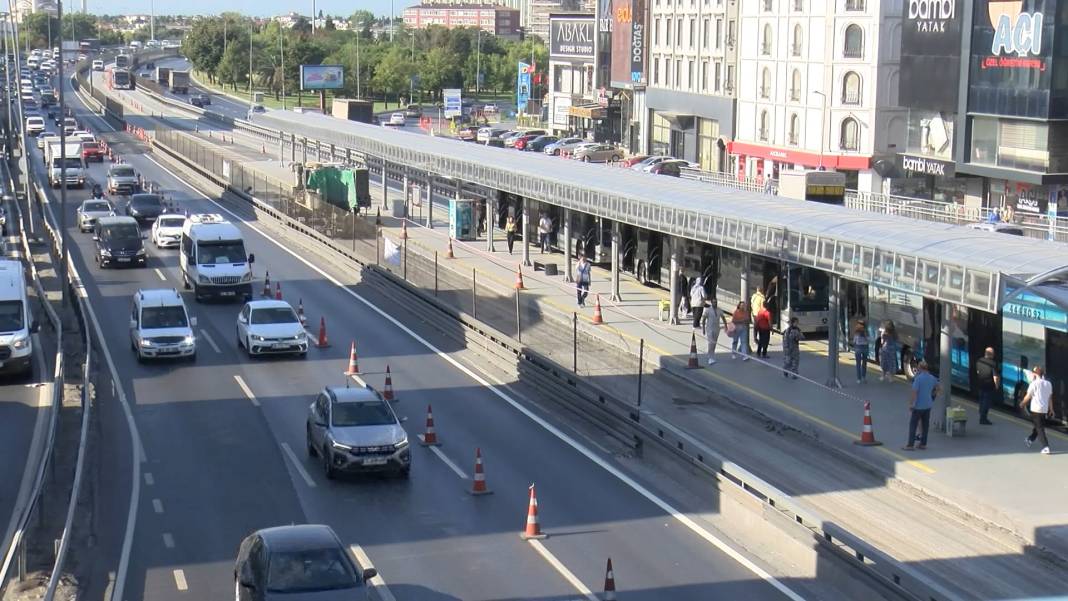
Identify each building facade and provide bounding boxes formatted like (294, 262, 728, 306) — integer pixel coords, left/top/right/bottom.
(547, 13, 603, 137)
(529, 0, 594, 41)
(730, 0, 904, 192)
(402, 4, 522, 37)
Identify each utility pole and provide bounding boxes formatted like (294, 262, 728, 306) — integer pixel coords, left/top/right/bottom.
(355, 27, 361, 98)
(311, 0, 316, 33)
(475, 28, 481, 102)
(390, 0, 394, 42)
(280, 30, 285, 110)
(56, 0, 67, 307)
(150, 0, 155, 41)
(408, 32, 414, 104)
(6, 4, 33, 235)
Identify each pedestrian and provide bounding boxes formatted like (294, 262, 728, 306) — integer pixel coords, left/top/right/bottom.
(575, 254, 591, 307)
(904, 360, 939, 451)
(1020, 365, 1053, 455)
(853, 320, 869, 384)
(754, 304, 772, 358)
(879, 321, 899, 381)
(689, 277, 707, 330)
(975, 347, 1000, 425)
(538, 212, 552, 253)
(705, 295, 722, 365)
(505, 215, 517, 254)
(731, 302, 750, 361)
(750, 286, 766, 315)
(782, 317, 803, 378)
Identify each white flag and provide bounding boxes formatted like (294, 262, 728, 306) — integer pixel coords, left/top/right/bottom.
(383, 236, 401, 265)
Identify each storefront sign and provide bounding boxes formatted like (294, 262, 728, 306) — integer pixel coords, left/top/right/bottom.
(629, 0, 646, 85)
(900, 0, 961, 112)
(550, 15, 595, 60)
(597, 0, 613, 34)
(989, 1, 1043, 56)
(609, 0, 644, 88)
(728, 141, 871, 171)
(969, 0, 1054, 118)
(900, 154, 956, 177)
(553, 96, 572, 126)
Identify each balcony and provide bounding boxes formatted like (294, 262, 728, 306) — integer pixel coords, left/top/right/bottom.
(842, 91, 861, 105)
(843, 45, 863, 59)
(759, 86, 770, 99)
(845, 0, 865, 10)
(789, 88, 800, 101)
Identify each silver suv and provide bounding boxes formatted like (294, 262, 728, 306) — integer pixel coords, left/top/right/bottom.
(306, 386, 410, 479)
(106, 164, 140, 195)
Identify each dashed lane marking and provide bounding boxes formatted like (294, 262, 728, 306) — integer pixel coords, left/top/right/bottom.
(162, 533, 174, 549)
(154, 267, 166, 281)
(526, 539, 599, 601)
(172, 569, 188, 591)
(280, 442, 316, 489)
(233, 375, 259, 406)
(143, 472, 154, 486)
(152, 499, 163, 514)
(198, 329, 221, 353)
(428, 446, 468, 480)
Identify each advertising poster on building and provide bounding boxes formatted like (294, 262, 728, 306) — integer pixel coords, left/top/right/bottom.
(550, 14, 595, 60)
(553, 95, 572, 126)
(629, 0, 646, 86)
(610, 0, 644, 88)
(517, 62, 532, 113)
(899, 0, 962, 112)
(968, 0, 1055, 118)
(443, 88, 462, 118)
(299, 65, 344, 90)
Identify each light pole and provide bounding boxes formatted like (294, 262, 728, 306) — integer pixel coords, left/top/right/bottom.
(56, 0, 67, 307)
(248, 20, 253, 99)
(355, 27, 361, 98)
(390, 0, 394, 42)
(475, 28, 481, 102)
(279, 30, 285, 109)
(6, 0, 32, 236)
(812, 90, 827, 170)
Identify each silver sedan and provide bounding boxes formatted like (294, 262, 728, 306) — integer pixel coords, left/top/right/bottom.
(77, 199, 115, 232)
(572, 143, 624, 163)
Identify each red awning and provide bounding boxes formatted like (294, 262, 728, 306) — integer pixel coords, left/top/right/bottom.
(727, 140, 871, 170)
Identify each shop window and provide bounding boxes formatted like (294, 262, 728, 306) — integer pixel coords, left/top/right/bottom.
(763, 0, 773, 10)
(759, 110, 770, 142)
(760, 67, 771, 99)
(840, 117, 860, 150)
(788, 114, 799, 145)
(762, 24, 773, 55)
(790, 69, 801, 101)
(842, 71, 861, 105)
(970, 117, 1049, 172)
(845, 0, 865, 9)
(792, 24, 803, 56)
(843, 24, 863, 58)
(698, 118, 719, 172)
(652, 113, 672, 156)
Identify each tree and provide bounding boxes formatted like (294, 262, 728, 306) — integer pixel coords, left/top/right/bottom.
(348, 10, 374, 38)
(21, 13, 58, 48)
(216, 43, 248, 91)
(418, 47, 459, 100)
(372, 46, 415, 107)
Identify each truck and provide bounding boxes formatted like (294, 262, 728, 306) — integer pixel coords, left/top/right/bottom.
(156, 66, 171, 86)
(331, 98, 374, 124)
(168, 70, 190, 94)
(179, 214, 254, 302)
(45, 141, 86, 189)
(106, 67, 132, 90)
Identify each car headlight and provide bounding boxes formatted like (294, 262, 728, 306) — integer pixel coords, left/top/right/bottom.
(12, 334, 30, 350)
(136, 248, 146, 256)
(292, 333, 305, 341)
(139, 338, 153, 347)
(198, 275, 209, 283)
(182, 335, 195, 345)
(99, 248, 111, 256)
(330, 440, 352, 451)
(251, 334, 267, 341)
(393, 437, 409, 451)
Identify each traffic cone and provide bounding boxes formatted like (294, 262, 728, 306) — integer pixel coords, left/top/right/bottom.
(316, 316, 330, 348)
(520, 484, 547, 539)
(275, 281, 282, 300)
(592, 294, 603, 325)
(687, 332, 699, 369)
(469, 448, 492, 496)
(854, 400, 882, 446)
(420, 404, 439, 446)
(382, 365, 395, 401)
(514, 264, 525, 290)
(344, 341, 360, 375)
(297, 298, 306, 327)
(446, 237, 455, 259)
(262, 271, 271, 297)
(603, 558, 616, 601)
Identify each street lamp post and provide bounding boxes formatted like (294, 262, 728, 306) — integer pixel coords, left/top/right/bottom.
(56, 0, 67, 307)
(812, 90, 827, 170)
(280, 31, 285, 110)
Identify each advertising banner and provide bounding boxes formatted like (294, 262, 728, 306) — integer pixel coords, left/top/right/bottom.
(609, 0, 635, 87)
(597, 0, 613, 34)
(968, 0, 1055, 118)
(443, 88, 462, 119)
(899, 153, 957, 177)
(299, 65, 344, 90)
(550, 15, 595, 60)
(629, 0, 646, 86)
(899, 0, 962, 112)
(517, 62, 532, 113)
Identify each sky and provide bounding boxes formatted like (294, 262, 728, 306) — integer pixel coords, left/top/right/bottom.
(89, 0, 402, 19)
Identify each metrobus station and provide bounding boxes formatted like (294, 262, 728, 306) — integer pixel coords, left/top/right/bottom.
(258, 110, 1068, 422)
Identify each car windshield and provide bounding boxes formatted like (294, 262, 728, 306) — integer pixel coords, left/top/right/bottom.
(111, 167, 134, 178)
(131, 196, 161, 209)
(83, 142, 98, 150)
(141, 305, 188, 329)
(83, 201, 110, 212)
(0, 300, 24, 332)
(332, 401, 395, 427)
(55, 158, 81, 169)
(266, 547, 358, 593)
(250, 307, 298, 325)
(197, 241, 246, 265)
(100, 223, 140, 241)
(158, 217, 185, 229)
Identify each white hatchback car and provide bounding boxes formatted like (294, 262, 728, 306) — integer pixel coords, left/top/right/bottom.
(387, 112, 405, 126)
(236, 300, 308, 357)
(151, 214, 186, 248)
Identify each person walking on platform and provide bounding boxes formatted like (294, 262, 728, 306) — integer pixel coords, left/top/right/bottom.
(689, 277, 707, 330)
(705, 296, 722, 365)
(731, 302, 750, 360)
(575, 254, 592, 307)
(782, 317, 802, 378)
(853, 321, 870, 384)
(538, 212, 552, 253)
(975, 347, 1000, 425)
(754, 305, 772, 358)
(1021, 365, 1053, 455)
(750, 286, 765, 349)
(879, 321, 899, 381)
(505, 215, 517, 254)
(904, 360, 939, 451)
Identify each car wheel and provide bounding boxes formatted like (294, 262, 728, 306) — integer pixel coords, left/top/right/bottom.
(323, 447, 336, 480)
(306, 428, 317, 457)
(245, 337, 254, 357)
(582, 156, 590, 162)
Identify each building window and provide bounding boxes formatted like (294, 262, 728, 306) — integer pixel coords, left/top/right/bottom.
(698, 118, 720, 171)
(792, 24, 802, 56)
(760, 67, 771, 98)
(715, 18, 722, 49)
(762, 24, 773, 55)
(788, 114, 799, 145)
(701, 60, 708, 90)
(654, 58, 661, 85)
(554, 65, 564, 91)
(726, 64, 735, 92)
(687, 60, 694, 90)
(762, 0, 773, 10)
(728, 20, 736, 48)
(675, 59, 681, 88)
(666, 18, 671, 45)
(840, 117, 860, 150)
(689, 18, 695, 48)
(759, 110, 770, 142)
(843, 24, 863, 58)
(842, 71, 861, 105)
(714, 61, 722, 92)
(652, 113, 672, 156)
(793, 0, 803, 9)
(677, 19, 683, 45)
(790, 69, 801, 101)
(845, 0, 865, 10)
(703, 18, 709, 48)
(654, 18, 660, 45)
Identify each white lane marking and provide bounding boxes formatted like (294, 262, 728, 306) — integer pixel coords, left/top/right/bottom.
(172, 569, 188, 591)
(154, 268, 167, 281)
(198, 328, 221, 353)
(349, 544, 396, 601)
(428, 446, 468, 480)
(144, 136, 807, 601)
(143, 472, 154, 486)
(279, 442, 316, 489)
(527, 539, 599, 601)
(233, 375, 259, 406)
(152, 498, 163, 514)
(162, 532, 174, 549)
(348, 373, 367, 388)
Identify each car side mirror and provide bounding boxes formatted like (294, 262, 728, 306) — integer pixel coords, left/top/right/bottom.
(189, 316, 198, 327)
(30, 319, 40, 334)
(247, 253, 255, 264)
(361, 568, 377, 583)
(238, 315, 247, 324)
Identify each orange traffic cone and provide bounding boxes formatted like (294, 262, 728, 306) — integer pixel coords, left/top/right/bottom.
(469, 448, 492, 496)
(344, 341, 360, 375)
(514, 264, 525, 290)
(382, 365, 395, 401)
(275, 282, 282, 301)
(297, 298, 306, 327)
(520, 484, 547, 540)
(420, 404, 439, 446)
(854, 400, 882, 446)
(316, 316, 330, 348)
(603, 558, 616, 601)
(687, 333, 699, 369)
(262, 271, 271, 297)
(592, 294, 603, 325)
(446, 238, 455, 259)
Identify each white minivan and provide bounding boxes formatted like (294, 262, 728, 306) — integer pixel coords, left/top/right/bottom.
(0, 260, 37, 377)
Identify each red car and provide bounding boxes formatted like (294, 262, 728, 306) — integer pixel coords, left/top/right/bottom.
(81, 141, 104, 162)
(512, 134, 541, 150)
(620, 154, 650, 168)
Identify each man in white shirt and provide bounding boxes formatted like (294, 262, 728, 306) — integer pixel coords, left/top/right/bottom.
(1020, 365, 1053, 455)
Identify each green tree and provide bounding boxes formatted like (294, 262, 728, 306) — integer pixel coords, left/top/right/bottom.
(348, 10, 375, 38)
(216, 42, 248, 91)
(21, 13, 58, 48)
(418, 47, 459, 100)
(372, 46, 415, 107)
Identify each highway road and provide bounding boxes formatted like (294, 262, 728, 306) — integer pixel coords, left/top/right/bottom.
(52, 67, 812, 600)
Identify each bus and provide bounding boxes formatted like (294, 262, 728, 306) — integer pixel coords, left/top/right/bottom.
(106, 67, 132, 90)
(114, 54, 130, 69)
(778, 170, 847, 204)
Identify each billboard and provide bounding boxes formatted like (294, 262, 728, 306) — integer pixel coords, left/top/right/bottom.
(609, 0, 644, 88)
(899, 0, 962, 112)
(968, 0, 1056, 118)
(300, 65, 344, 90)
(517, 62, 533, 113)
(443, 88, 462, 118)
(550, 14, 595, 60)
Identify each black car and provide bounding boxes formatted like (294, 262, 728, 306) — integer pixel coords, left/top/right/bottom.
(93, 216, 146, 268)
(197, 93, 211, 105)
(189, 96, 204, 107)
(526, 135, 560, 153)
(235, 525, 376, 601)
(125, 193, 164, 224)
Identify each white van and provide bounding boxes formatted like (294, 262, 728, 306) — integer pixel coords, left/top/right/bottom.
(180, 214, 254, 302)
(0, 260, 37, 376)
(129, 288, 197, 361)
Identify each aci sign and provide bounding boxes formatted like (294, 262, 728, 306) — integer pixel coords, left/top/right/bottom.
(989, 0, 1043, 55)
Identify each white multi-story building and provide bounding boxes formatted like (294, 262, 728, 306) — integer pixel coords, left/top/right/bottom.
(13, 0, 58, 22)
(731, 0, 905, 192)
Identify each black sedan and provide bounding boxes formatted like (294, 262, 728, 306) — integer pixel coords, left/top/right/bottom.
(189, 96, 204, 107)
(125, 193, 164, 224)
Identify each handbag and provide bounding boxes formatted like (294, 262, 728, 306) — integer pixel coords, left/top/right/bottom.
(726, 322, 737, 337)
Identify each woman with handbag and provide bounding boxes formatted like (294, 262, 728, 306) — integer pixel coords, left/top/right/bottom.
(731, 302, 749, 360)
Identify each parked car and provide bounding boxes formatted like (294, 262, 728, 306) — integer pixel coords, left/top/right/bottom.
(555, 139, 593, 158)
(482, 102, 499, 113)
(632, 155, 675, 172)
(649, 159, 691, 177)
(510, 129, 546, 149)
(543, 137, 583, 155)
(620, 154, 651, 168)
(501, 131, 527, 147)
(525, 135, 559, 153)
(456, 125, 478, 141)
(572, 143, 624, 163)
(477, 127, 508, 144)
(512, 134, 544, 151)
(486, 129, 517, 147)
